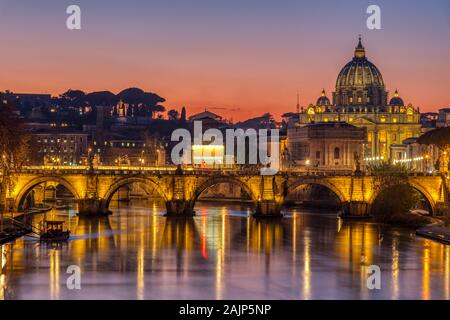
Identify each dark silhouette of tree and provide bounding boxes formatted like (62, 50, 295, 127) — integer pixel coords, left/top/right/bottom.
(0, 94, 31, 215)
(59, 89, 86, 109)
(180, 107, 187, 123)
(86, 91, 117, 107)
(167, 109, 179, 121)
(418, 127, 450, 152)
(369, 162, 421, 219)
(142, 92, 165, 117)
(117, 87, 165, 118)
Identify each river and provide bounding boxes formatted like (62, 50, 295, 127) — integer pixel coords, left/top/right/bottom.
(0, 200, 449, 299)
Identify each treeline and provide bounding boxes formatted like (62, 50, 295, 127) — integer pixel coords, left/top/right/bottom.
(56, 87, 166, 118)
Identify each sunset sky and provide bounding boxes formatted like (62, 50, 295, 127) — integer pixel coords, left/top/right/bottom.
(1, 0, 450, 121)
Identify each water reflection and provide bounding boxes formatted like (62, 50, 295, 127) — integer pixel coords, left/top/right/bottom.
(0, 201, 449, 299)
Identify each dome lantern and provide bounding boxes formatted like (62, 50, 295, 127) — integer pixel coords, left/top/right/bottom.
(354, 35, 366, 59)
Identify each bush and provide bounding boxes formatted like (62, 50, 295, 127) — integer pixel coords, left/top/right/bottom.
(371, 184, 421, 219)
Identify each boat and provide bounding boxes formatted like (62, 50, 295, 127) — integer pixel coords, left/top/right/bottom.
(39, 220, 71, 242)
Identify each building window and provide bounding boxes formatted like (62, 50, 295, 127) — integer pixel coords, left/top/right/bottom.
(392, 133, 397, 142)
(334, 147, 340, 159)
(316, 151, 321, 159)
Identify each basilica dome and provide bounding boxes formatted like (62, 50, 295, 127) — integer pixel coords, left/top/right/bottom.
(333, 37, 388, 108)
(335, 39, 384, 89)
(389, 90, 404, 106)
(316, 89, 330, 106)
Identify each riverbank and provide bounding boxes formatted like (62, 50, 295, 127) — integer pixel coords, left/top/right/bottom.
(375, 212, 437, 228)
(0, 206, 51, 245)
(416, 226, 450, 245)
(373, 211, 450, 245)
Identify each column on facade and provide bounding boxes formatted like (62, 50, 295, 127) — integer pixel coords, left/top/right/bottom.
(373, 130, 378, 158)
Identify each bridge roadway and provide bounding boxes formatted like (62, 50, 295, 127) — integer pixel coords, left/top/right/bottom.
(5, 166, 449, 218)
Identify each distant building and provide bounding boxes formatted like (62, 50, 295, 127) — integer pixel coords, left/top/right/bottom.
(437, 108, 450, 127)
(390, 138, 439, 173)
(286, 122, 366, 171)
(5, 93, 52, 110)
(188, 110, 227, 131)
(421, 112, 439, 130)
(98, 134, 166, 167)
(30, 130, 89, 166)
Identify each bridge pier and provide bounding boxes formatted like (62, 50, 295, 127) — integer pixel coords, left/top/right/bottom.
(254, 200, 283, 218)
(77, 198, 111, 216)
(435, 203, 450, 217)
(341, 201, 370, 219)
(165, 200, 195, 217)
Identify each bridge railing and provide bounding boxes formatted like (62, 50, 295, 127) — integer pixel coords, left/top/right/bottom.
(16, 165, 443, 177)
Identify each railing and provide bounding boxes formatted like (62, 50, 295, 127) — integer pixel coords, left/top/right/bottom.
(16, 165, 442, 177)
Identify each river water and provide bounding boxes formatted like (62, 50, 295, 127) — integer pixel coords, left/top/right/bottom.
(0, 201, 449, 300)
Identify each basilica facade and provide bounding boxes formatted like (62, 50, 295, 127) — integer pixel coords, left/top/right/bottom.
(296, 37, 422, 161)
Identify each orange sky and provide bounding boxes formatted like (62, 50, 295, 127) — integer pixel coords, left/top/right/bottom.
(1, 1, 450, 121)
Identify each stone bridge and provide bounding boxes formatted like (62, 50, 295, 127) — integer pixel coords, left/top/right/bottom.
(5, 166, 450, 218)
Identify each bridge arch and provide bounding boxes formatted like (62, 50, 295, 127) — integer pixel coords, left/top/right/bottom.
(103, 176, 167, 209)
(286, 178, 347, 204)
(368, 181, 436, 216)
(15, 176, 81, 210)
(191, 176, 258, 210)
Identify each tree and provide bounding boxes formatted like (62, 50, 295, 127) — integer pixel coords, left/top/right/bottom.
(0, 94, 31, 221)
(59, 89, 86, 109)
(369, 162, 421, 219)
(180, 107, 187, 123)
(117, 87, 165, 118)
(167, 109, 179, 121)
(86, 91, 117, 107)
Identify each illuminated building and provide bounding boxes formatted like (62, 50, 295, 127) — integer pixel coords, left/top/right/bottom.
(296, 37, 422, 161)
(391, 138, 439, 173)
(192, 144, 226, 168)
(437, 108, 450, 127)
(31, 131, 89, 166)
(286, 122, 366, 170)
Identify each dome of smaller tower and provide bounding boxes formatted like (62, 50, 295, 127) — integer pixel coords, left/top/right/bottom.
(316, 89, 331, 106)
(389, 90, 404, 106)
